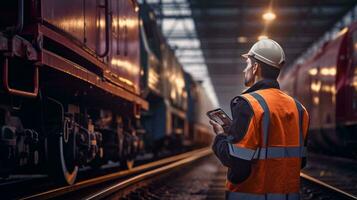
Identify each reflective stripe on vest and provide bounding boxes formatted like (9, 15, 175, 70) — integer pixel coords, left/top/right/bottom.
(228, 143, 307, 160)
(228, 92, 306, 161)
(250, 93, 270, 147)
(227, 191, 300, 200)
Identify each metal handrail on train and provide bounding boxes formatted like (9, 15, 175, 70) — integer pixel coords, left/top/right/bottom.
(2, 57, 39, 98)
(97, 0, 110, 58)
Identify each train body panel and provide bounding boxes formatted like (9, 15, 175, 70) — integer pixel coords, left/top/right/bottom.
(161, 44, 187, 111)
(107, 0, 141, 95)
(280, 23, 357, 155)
(184, 73, 214, 145)
(295, 35, 343, 130)
(40, 0, 141, 95)
(341, 23, 357, 124)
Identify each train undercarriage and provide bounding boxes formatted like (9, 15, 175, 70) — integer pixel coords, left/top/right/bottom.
(0, 84, 143, 185)
(0, 34, 145, 185)
(0, 33, 193, 185)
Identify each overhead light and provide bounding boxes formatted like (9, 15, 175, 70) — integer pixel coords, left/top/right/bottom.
(237, 36, 248, 43)
(258, 35, 268, 40)
(262, 11, 276, 21)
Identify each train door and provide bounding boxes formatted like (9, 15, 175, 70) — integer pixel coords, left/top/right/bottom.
(83, 0, 103, 55)
(105, 0, 140, 94)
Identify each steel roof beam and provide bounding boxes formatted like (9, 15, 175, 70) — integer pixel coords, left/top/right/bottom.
(188, 0, 356, 7)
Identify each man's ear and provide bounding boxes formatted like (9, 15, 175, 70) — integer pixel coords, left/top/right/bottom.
(252, 62, 259, 75)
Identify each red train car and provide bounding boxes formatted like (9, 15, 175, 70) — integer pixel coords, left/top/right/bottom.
(0, 0, 147, 184)
(280, 23, 357, 156)
(0, 0, 214, 186)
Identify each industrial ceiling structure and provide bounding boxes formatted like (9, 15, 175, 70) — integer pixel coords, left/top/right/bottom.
(147, 0, 357, 112)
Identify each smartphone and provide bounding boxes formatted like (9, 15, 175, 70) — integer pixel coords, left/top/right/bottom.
(206, 108, 232, 133)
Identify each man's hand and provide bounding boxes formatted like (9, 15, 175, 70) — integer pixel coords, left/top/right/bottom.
(209, 120, 225, 135)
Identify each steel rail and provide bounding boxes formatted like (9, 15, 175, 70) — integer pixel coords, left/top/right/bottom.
(300, 172, 357, 200)
(21, 147, 211, 200)
(85, 148, 212, 200)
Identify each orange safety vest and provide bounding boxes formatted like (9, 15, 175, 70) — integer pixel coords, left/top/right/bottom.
(226, 88, 309, 200)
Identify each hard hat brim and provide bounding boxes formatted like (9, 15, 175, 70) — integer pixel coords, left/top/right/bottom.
(241, 53, 249, 59)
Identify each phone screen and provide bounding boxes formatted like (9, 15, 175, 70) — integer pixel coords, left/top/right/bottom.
(207, 109, 232, 129)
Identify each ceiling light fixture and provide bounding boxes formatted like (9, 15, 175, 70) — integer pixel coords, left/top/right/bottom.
(258, 35, 268, 40)
(262, 11, 276, 21)
(237, 36, 248, 43)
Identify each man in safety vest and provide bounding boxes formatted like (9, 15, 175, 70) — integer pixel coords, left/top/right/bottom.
(209, 39, 309, 200)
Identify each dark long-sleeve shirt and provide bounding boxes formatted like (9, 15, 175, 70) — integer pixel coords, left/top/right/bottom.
(212, 79, 307, 184)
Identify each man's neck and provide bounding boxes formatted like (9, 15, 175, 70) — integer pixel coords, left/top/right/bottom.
(243, 78, 280, 94)
(254, 76, 264, 84)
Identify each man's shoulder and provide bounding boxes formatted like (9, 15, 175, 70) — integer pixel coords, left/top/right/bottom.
(230, 95, 249, 107)
(230, 95, 253, 116)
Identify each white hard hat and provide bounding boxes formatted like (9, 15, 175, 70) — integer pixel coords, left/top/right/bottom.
(242, 39, 285, 69)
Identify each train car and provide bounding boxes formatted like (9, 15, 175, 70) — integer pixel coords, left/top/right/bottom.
(184, 73, 215, 146)
(139, 3, 166, 153)
(0, 0, 213, 185)
(0, 0, 147, 184)
(280, 23, 357, 156)
(139, 3, 193, 154)
(161, 45, 188, 147)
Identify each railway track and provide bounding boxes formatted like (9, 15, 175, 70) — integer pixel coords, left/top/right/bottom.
(115, 157, 357, 200)
(11, 149, 357, 200)
(19, 147, 212, 200)
(301, 172, 357, 200)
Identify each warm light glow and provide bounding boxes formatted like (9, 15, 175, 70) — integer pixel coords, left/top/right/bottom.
(59, 18, 84, 30)
(118, 77, 134, 86)
(258, 35, 268, 40)
(321, 84, 336, 95)
(170, 90, 176, 100)
(320, 67, 336, 76)
(148, 68, 159, 89)
(111, 58, 140, 75)
(311, 81, 321, 92)
(262, 11, 276, 21)
(237, 36, 248, 43)
(309, 68, 318, 76)
(337, 27, 348, 37)
(313, 96, 320, 105)
(96, 19, 106, 28)
(352, 76, 357, 90)
(126, 18, 138, 29)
